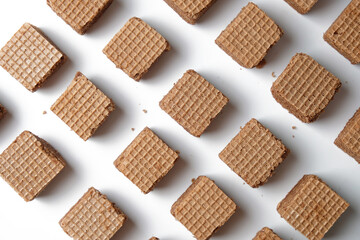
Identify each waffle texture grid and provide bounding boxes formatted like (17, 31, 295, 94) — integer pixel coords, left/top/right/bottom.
(284, 0, 319, 14)
(253, 227, 282, 240)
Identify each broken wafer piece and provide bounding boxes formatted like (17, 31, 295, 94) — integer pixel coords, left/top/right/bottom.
(114, 127, 178, 194)
(0, 131, 66, 201)
(219, 118, 289, 188)
(277, 175, 349, 240)
(215, 2, 283, 68)
(0, 23, 66, 92)
(160, 70, 228, 137)
(163, 0, 217, 24)
(171, 176, 236, 240)
(271, 53, 341, 123)
(103, 17, 170, 81)
(0, 104, 6, 120)
(47, 0, 113, 35)
(51, 72, 115, 141)
(253, 227, 282, 240)
(284, 0, 318, 14)
(60, 187, 126, 240)
(335, 107, 360, 163)
(324, 0, 360, 64)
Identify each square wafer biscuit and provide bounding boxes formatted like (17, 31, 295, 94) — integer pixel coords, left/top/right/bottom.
(277, 175, 349, 240)
(0, 104, 6, 120)
(215, 2, 283, 68)
(271, 53, 341, 123)
(284, 0, 318, 14)
(114, 127, 178, 194)
(324, 0, 360, 64)
(163, 0, 217, 24)
(0, 131, 66, 202)
(59, 187, 126, 240)
(171, 176, 236, 240)
(0, 23, 66, 92)
(160, 70, 228, 137)
(335, 108, 360, 163)
(103, 17, 170, 81)
(253, 227, 282, 240)
(219, 118, 289, 188)
(51, 72, 115, 141)
(47, 0, 113, 35)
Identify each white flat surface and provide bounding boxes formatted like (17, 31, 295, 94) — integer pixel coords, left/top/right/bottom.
(0, 0, 359, 239)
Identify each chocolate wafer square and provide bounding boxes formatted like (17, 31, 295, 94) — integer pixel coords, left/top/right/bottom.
(103, 17, 170, 81)
(51, 72, 115, 141)
(271, 53, 341, 123)
(277, 175, 349, 240)
(335, 108, 360, 163)
(0, 104, 6, 120)
(0, 131, 66, 201)
(160, 70, 228, 137)
(114, 127, 178, 194)
(284, 0, 318, 14)
(324, 0, 360, 64)
(171, 176, 236, 240)
(60, 187, 126, 240)
(47, 0, 113, 35)
(219, 118, 289, 188)
(0, 23, 66, 92)
(163, 0, 217, 24)
(253, 227, 282, 240)
(215, 2, 283, 68)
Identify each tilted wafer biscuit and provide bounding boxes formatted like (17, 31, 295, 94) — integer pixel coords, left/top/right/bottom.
(0, 131, 66, 201)
(47, 0, 113, 35)
(0, 104, 6, 120)
(253, 227, 282, 240)
(284, 0, 318, 14)
(114, 127, 178, 194)
(324, 0, 360, 64)
(60, 187, 126, 240)
(0, 23, 66, 92)
(271, 53, 341, 123)
(171, 176, 236, 240)
(163, 0, 217, 24)
(219, 118, 289, 188)
(51, 72, 115, 141)
(160, 70, 228, 137)
(103, 17, 170, 81)
(335, 107, 360, 163)
(215, 2, 283, 68)
(277, 175, 349, 240)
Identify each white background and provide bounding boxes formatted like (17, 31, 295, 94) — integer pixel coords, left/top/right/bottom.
(0, 0, 359, 239)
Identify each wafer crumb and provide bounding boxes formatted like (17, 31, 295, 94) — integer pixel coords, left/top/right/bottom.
(131, 128, 135, 131)
(272, 72, 276, 78)
(143, 109, 148, 113)
(292, 135, 295, 138)
(292, 126, 296, 129)
(43, 111, 47, 115)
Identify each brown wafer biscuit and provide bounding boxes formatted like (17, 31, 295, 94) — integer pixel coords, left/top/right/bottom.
(47, 0, 113, 35)
(277, 175, 349, 240)
(0, 104, 6, 120)
(0, 131, 66, 201)
(335, 107, 360, 163)
(0, 23, 66, 92)
(284, 0, 318, 14)
(215, 2, 283, 68)
(253, 227, 282, 240)
(324, 0, 360, 64)
(51, 72, 115, 141)
(103, 17, 170, 81)
(149, 237, 159, 240)
(163, 0, 217, 24)
(160, 70, 228, 137)
(171, 176, 236, 240)
(271, 53, 341, 123)
(219, 118, 289, 188)
(60, 187, 126, 240)
(114, 127, 178, 194)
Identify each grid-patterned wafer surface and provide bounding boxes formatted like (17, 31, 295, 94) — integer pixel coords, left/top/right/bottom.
(271, 53, 341, 123)
(284, 0, 318, 14)
(324, 0, 360, 64)
(160, 70, 228, 137)
(215, 2, 283, 68)
(335, 108, 360, 163)
(103, 17, 170, 81)
(219, 119, 288, 188)
(0, 104, 6, 120)
(171, 176, 236, 240)
(114, 127, 178, 194)
(0, 23, 65, 92)
(0, 131, 65, 201)
(47, 0, 113, 35)
(277, 175, 349, 240)
(59, 187, 126, 240)
(51, 72, 115, 141)
(253, 227, 282, 240)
